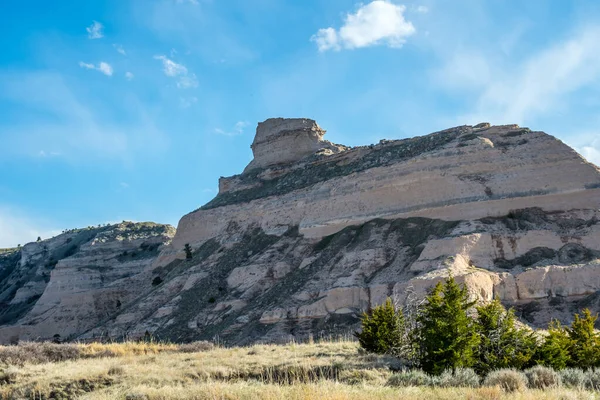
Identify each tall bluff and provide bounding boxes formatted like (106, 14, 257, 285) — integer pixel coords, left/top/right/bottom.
(2, 118, 599, 345)
(159, 120, 600, 266)
(102, 118, 598, 344)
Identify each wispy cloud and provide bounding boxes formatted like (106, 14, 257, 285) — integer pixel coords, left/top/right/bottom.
(125, 71, 134, 80)
(439, 26, 600, 125)
(154, 55, 187, 76)
(581, 146, 600, 166)
(0, 70, 168, 162)
(79, 61, 113, 76)
(113, 44, 126, 55)
(179, 96, 198, 108)
(86, 21, 104, 39)
(415, 5, 429, 14)
(38, 150, 61, 158)
(311, 1, 415, 52)
(175, 0, 199, 4)
(565, 132, 600, 166)
(214, 121, 249, 136)
(154, 55, 198, 88)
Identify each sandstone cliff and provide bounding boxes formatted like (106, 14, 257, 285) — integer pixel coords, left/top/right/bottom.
(0, 222, 175, 343)
(1, 119, 599, 344)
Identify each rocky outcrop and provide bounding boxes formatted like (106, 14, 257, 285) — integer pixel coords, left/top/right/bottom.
(243, 118, 347, 172)
(0, 222, 175, 343)
(79, 209, 600, 344)
(1, 118, 599, 345)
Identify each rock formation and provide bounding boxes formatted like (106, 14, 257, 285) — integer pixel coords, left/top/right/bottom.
(0, 222, 175, 343)
(1, 118, 599, 344)
(243, 118, 347, 172)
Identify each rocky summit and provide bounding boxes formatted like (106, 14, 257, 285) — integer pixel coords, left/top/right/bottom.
(1, 118, 599, 345)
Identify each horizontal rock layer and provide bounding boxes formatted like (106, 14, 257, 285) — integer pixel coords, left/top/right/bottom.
(2, 119, 599, 344)
(0, 223, 175, 343)
(80, 209, 600, 344)
(160, 123, 600, 266)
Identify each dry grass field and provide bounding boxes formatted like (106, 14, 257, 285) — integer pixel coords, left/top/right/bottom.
(0, 340, 599, 399)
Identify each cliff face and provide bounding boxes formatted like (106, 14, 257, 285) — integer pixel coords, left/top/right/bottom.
(1, 118, 599, 344)
(142, 119, 599, 344)
(0, 223, 175, 343)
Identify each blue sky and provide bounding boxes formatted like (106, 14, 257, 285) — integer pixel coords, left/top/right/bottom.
(1, 0, 600, 247)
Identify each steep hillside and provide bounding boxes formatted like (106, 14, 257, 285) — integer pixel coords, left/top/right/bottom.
(1, 118, 599, 345)
(0, 223, 175, 343)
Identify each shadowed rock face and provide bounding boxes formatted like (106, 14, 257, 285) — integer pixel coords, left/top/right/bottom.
(0, 223, 175, 344)
(1, 118, 599, 344)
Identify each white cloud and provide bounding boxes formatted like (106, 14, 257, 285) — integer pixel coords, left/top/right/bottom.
(113, 44, 126, 55)
(179, 96, 198, 108)
(125, 71, 134, 80)
(441, 26, 600, 125)
(312, 28, 340, 52)
(565, 132, 600, 167)
(86, 21, 104, 39)
(214, 121, 248, 136)
(0, 206, 61, 248)
(581, 146, 600, 166)
(176, 74, 198, 88)
(79, 61, 113, 76)
(78, 62, 94, 70)
(120, 182, 130, 189)
(97, 62, 113, 76)
(415, 5, 429, 13)
(154, 55, 187, 76)
(311, 1, 415, 52)
(154, 55, 198, 88)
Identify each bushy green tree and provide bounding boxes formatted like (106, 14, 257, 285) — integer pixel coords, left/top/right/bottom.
(567, 309, 600, 369)
(356, 298, 405, 356)
(416, 277, 480, 375)
(474, 299, 537, 374)
(535, 320, 572, 370)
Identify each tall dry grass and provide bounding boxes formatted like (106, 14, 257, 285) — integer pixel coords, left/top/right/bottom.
(0, 340, 599, 399)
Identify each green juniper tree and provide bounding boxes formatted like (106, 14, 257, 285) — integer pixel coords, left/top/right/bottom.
(535, 319, 572, 370)
(356, 297, 406, 356)
(474, 299, 537, 374)
(416, 277, 480, 375)
(567, 308, 600, 369)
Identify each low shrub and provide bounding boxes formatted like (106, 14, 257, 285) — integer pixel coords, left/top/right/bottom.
(108, 365, 125, 376)
(386, 370, 430, 387)
(0, 342, 81, 366)
(434, 368, 480, 388)
(524, 365, 561, 389)
(178, 341, 215, 353)
(338, 369, 388, 385)
(585, 368, 600, 391)
(0, 367, 19, 384)
(559, 368, 587, 389)
(483, 369, 528, 392)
